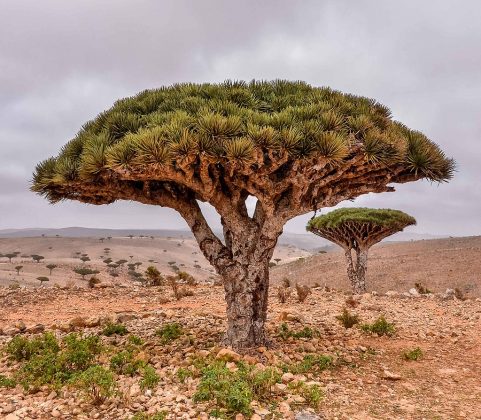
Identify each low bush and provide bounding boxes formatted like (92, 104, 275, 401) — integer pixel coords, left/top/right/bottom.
(278, 323, 317, 340)
(131, 412, 167, 420)
(70, 365, 115, 405)
(402, 347, 423, 361)
(287, 354, 333, 374)
(193, 361, 281, 417)
(361, 316, 395, 336)
(109, 350, 145, 376)
(277, 286, 291, 303)
(156, 323, 183, 343)
(102, 322, 128, 336)
(336, 308, 360, 328)
(0, 374, 16, 388)
(139, 365, 160, 390)
(6, 332, 59, 361)
(299, 383, 323, 408)
(12, 333, 102, 391)
(128, 335, 144, 346)
(295, 283, 311, 303)
(176, 367, 195, 383)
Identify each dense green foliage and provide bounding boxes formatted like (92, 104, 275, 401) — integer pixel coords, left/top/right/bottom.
(156, 323, 183, 343)
(102, 322, 129, 336)
(70, 365, 116, 405)
(361, 316, 396, 336)
(4, 333, 102, 391)
(193, 360, 281, 417)
(32, 80, 453, 201)
(307, 207, 416, 231)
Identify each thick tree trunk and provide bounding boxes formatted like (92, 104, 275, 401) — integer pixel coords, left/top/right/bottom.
(223, 258, 270, 349)
(344, 247, 368, 294)
(354, 248, 368, 294)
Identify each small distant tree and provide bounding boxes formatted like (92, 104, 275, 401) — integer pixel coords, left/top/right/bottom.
(145, 266, 163, 286)
(46, 264, 58, 275)
(99, 237, 105, 243)
(103, 258, 113, 265)
(307, 208, 416, 293)
(31, 81, 453, 349)
(116, 259, 127, 267)
(74, 267, 100, 280)
(128, 234, 134, 239)
(15, 265, 23, 275)
(4, 253, 17, 263)
(31, 254, 45, 263)
(37, 276, 49, 286)
(80, 256, 90, 263)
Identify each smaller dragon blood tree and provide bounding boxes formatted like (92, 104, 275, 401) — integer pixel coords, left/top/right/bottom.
(307, 208, 416, 293)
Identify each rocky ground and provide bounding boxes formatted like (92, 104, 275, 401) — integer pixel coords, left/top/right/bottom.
(1, 284, 480, 419)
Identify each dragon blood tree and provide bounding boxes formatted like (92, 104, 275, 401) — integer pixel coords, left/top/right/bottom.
(31, 81, 453, 349)
(307, 208, 416, 294)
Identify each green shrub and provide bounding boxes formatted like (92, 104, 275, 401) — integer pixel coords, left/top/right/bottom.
(70, 365, 115, 405)
(102, 322, 128, 336)
(402, 347, 423, 361)
(59, 334, 102, 372)
(0, 374, 16, 388)
(176, 367, 195, 383)
(300, 383, 323, 408)
(277, 323, 317, 340)
(288, 354, 333, 374)
(361, 316, 395, 336)
(12, 333, 102, 391)
(6, 332, 60, 361)
(193, 361, 282, 416)
(109, 350, 145, 376)
(156, 323, 183, 343)
(336, 308, 360, 328)
(140, 365, 160, 390)
(128, 335, 144, 346)
(131, 412, 167, 420)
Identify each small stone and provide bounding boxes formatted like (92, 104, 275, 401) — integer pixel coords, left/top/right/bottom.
(47, 390, 58, 400)
(216, 348, 241, 362)
(235, 414, 245, 420)
(383, 370, 402, 380)
(2, 404, 15, 414)
(130, 383, 141, 397)
(69, 317, 87, 328)
(116, 312, 138, 323)
(51, 408, 61, 418)
(281, 372, 295, 383)
(14, 320, 26, 331)
(27, 324, 45, 334)
(250, 415, 261, 420)
(85, 317, 100, 327)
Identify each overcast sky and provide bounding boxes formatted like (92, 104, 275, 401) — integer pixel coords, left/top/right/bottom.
(1, 0, 480, 236)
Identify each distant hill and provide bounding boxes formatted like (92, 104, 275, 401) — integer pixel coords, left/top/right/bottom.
(0, 227, 447, 250)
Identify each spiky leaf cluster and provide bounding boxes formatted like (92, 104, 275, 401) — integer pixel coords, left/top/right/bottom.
(307, 208, 416, 230)
(32, 80, 454, 202)
(307, 208, 416, 249)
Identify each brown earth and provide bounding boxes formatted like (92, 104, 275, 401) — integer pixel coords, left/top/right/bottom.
(272, 236, 481, 297)
(1, 235, 481, 419)
(0, 285, 480, 419)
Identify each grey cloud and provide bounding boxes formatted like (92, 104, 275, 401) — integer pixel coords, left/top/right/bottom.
(0, 0, 479, 236)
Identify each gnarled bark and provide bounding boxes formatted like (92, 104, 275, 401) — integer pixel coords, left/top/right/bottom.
(345, 247, 368, 294)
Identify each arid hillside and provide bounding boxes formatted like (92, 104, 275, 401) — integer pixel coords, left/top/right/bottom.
(272, 236, 481, 297)
(0, 236, 311, 288)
